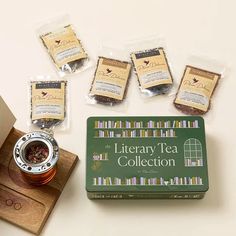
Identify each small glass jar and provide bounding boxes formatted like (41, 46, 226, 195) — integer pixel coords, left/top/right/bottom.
(13, 131, 59, 185)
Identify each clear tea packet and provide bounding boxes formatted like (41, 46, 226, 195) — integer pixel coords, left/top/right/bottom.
(37, 15, 90, 77)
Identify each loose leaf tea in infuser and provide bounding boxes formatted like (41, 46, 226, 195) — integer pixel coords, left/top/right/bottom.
(174, 65, 221, 115)
(25, 141, 49, 164)
(88, 57, 132, 106)
(130, 47, 173, 97)
(13, 131, 59, 185)
(38, 16, 89, 76)
(30, 80, 67, 129)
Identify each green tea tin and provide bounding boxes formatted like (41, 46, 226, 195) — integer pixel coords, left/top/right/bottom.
(86, 116, 209, 199)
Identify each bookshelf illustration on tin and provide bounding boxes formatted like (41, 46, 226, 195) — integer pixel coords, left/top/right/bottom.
(93, 176, 203, 186)
(94, 119, 200, 129)
(94, 129, 176, 138)
(184, 138, 203, 167)
(93, 152, 108, 161)
(93, 119, 200, 138)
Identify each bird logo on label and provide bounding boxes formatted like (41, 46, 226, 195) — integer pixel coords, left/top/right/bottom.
(41, 91, 47, 97)
(106, 68, 112, 74)
(55, 40, 61, 45)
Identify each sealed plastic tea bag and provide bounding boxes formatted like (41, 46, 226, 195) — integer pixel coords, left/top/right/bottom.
(127, 37, 174, 97)
(174, 56, 225, 115)
(37, 15, 90, 77)
(87, 47, 132, 107)
(30, 78, 68, 131)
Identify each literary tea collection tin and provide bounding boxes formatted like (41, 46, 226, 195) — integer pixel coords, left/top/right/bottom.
(86, 116, 209, 199)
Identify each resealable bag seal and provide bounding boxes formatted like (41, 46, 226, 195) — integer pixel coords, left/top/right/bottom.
(37, 15, 91, 77)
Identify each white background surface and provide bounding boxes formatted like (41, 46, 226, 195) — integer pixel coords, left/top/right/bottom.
(0, 0, 235, 235)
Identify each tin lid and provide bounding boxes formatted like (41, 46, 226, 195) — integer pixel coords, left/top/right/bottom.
(13, 131, 59, 174)
(86, 116, 209, 194)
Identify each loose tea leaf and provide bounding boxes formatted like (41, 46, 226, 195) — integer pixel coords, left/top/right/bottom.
(130, 47, 173, 97)
(174, 65, 221, 115)
(25, 142, 49, 164)
(88, 57, 132, 106)
(30, 80, 67, 129)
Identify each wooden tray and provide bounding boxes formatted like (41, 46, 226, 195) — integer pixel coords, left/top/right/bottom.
(0, 128, 78, 235)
